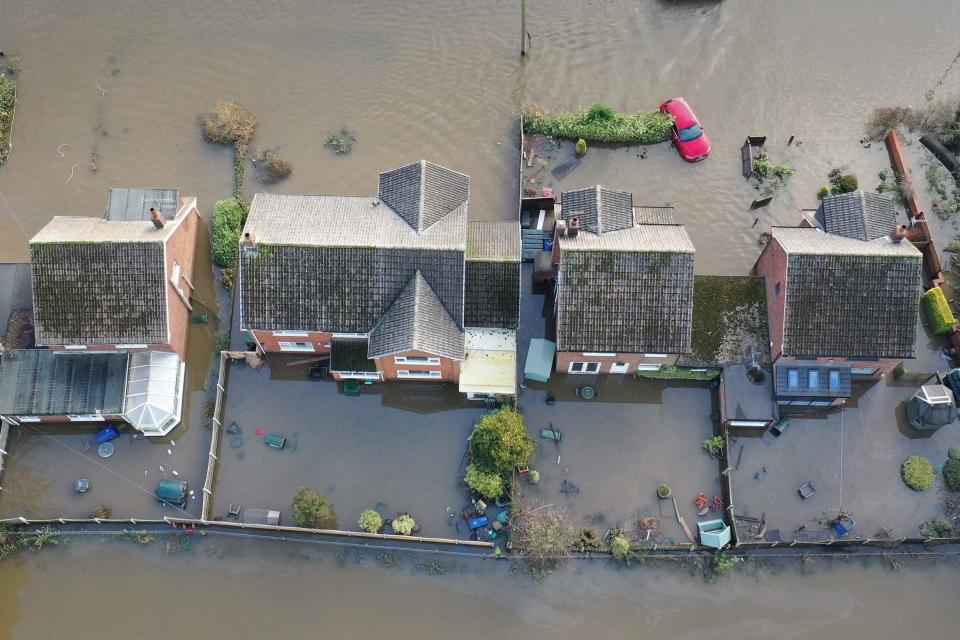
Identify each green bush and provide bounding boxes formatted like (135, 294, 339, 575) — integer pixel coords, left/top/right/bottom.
(609, 534, 631, 560)
(901, 456, 935, 491)
(0, 74, 14, 163)
(944, 458, 960, 491)
(817, 186, 831, 200)
(468, 408, 535, 476)
(575, 138, 587, 156)
(465, 464, 505, 499)
(391, 514, 416, 536)
(948, 447, 960, 461)
(657, 483, 671, 498)
(712, 553, 742, 574)
(575, 528, 603, 552)
(923, 287, 956, 334)
(836, 174, 859, 193)
(521, 103, 674, 145)
(211, 199, 248, 268)
(292, 487, 337, 529)
(922, 516, 953, 538)
(702, 435, 725, 457)
(358, 509, 383, 533)
(635, 364, 720, 380)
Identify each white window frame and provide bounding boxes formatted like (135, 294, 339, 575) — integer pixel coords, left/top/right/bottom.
(643, 353, 669, 358)
(171, 261, 183, 294)
(568, 361, 600, 374)
(636, 364, 662, 371)
(397, 370, 442, 379)
(278, 341, 314, 352)
(582, 352, 615, 357)
(394, 356, 441, 365)
(273, 331, 310, 337)
(609, 361, 630, 374)
(17, 416, 42, 423)
(850, 367, 877, 376)
(67, 414, 105, 422)
(116, 344, 149, 349)
(337, 372, 382, 380)
(332, 332, 367, 338)
(64, 345, 87, 350)
(808, 370, 819, 388)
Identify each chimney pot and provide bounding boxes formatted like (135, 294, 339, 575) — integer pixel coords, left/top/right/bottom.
(150, 208, 165, 229)
(243, 231, 257, 249)
(569, 216, 580, 237)
(890, 224, 907, 243)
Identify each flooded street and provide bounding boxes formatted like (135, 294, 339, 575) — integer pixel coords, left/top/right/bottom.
(4, 0, 960, 637)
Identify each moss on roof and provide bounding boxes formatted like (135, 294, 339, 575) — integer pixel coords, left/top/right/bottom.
(683, 275, 770, 367)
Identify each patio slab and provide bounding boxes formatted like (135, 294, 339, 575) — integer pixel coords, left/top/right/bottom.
(211, 364, 487, 537)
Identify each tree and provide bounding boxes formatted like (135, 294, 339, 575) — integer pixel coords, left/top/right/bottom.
(465, 464, 505, 499)
(468, 408, 535, 476)
(514, 506, 577, 570)
(292, 487, 337, 529)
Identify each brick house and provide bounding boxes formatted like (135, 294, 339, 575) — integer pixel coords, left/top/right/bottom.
(0, 189, 201, 435)
(754, 224, 922, 405)
(239, 161, 520, 395)
(552, 186, 695, 375)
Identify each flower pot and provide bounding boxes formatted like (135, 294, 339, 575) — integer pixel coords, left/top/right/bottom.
(657, 484, 671, 499)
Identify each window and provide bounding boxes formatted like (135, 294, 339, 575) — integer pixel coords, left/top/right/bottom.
(636, 364, 662, 371)
(787, 369, 799, 390)
(829, 370, 840, 390)
(568, 362, 600, 374)
(774, 282, 781, 296)
(678, 123, 703, 142)
(278, 341, 314, 352)
(808, 370, 819, 388)
(397, 370, 442, 379)
(583, 352, 616, 357)
(67, 414, 105, 422)
(643, 353, 668, 358)
(116, 344, 149, 349)
(64, 345, 87, 350)
(338, 372, 381, 380)
(851, 367, 877, 376)
(394, 356, 441, 365)
(273, 331, 310, 337)
(609, 362, 630, 374)
(171, 261, 185, 297)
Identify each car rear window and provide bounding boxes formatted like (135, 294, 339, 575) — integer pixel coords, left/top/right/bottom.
(678, 123, 703, 142)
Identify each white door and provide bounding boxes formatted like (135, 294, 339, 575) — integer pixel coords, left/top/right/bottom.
(609, 361, 630, 374)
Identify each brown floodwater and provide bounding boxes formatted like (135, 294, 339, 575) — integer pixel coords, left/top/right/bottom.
(3, 0, 960, 636)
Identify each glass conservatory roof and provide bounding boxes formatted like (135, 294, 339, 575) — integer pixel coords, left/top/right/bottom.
(123, 351, 185, 436)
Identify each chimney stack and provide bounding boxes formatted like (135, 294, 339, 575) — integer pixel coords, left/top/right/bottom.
(149, 208, 165, 229)
(890, 224, 908, 243)
(243, 231, 257, 251)
(568, 216, 580, 237)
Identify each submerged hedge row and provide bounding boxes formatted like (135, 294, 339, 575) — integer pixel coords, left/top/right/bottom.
(522, 103, 673, 145)
(211, 198, 249, 268)
(923, 286, 955, 335)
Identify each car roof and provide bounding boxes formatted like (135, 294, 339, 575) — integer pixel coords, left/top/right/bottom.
(664, 98, 698, 128)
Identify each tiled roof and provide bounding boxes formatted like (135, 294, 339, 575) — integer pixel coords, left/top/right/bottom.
(557, 247, 695, 354)
(560, 186, 634, 234)
(0, 350, 128, 416)
(774, 227, 922, 358)
(558, 223, 695, 252)
(465, 261, 520, 329)
(467, 221, 520, 261)
(30, 241, 168, 345)
(634, 206, 675, 225)
(378, 160, 470, 232)
(368, 272, 464, 360)
(816, 191, 896, 241)
(105, 188, 179, 221)
(774, 363, 852, 398)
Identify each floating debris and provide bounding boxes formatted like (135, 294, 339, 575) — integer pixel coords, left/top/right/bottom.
(324, 128, 356, 155)
(167, 449, 172, 455)
(172, 470, 179, 476)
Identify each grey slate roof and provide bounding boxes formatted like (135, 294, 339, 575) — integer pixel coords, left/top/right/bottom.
(368, 272, 464, 360)
(816, 191, 896, 241)
(240, 162, 468, 339)
(560, 186, 634, 234)
(774, 363, 852, 398)
(467, 221, 521, 261)
(0, 350, 128, 416)
(378, 161, 470, 232)
(774, 227, 922, 359)
(105, 188, 179, 221)
(634, 206, 675, 225)
(557, 246, 695, 354)
(30, 241, 168, 345)
(465, 261, 520, 329)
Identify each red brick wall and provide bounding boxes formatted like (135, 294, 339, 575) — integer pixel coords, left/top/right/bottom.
(252, 330, 333, 356)
(375, 350, 461, 381)
(164, 201, 201, 360)
(554, 351, 680, 374)
(753, 237, 788, 361)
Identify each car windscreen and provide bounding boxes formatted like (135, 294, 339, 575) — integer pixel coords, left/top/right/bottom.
(678, 123, 703, 142)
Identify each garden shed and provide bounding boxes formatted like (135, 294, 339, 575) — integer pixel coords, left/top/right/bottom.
(906, 384, 958, 430)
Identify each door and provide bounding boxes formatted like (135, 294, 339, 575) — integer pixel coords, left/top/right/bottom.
(609, 361, 630, 374)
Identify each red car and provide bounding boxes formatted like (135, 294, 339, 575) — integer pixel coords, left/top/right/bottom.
(659, 97, 711, 162)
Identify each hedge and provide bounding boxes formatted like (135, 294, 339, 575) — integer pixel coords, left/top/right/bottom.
(635, 364, 720, 381)
(521, 103, 673, 145)
(211, 199, 248, 268)
(923, 287, 955, 334)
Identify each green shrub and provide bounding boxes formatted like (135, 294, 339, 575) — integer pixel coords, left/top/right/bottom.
(391, 514, 416, 536)
(202, 101, 258, 154)
(609, 534, 631, 560)
(92, 505, 112, 519)
(255, 149, 292, 183)
(949, 447, 960, 461)
(635, 364, 720, 380)
(528, 469, 540, 485)
(211, 199, 248, 268)
(836, 174, 859, 193)
(358, 509, 383, 533)
(901, 456, 935, 491)
(465, 464, 505, 499)
(923, 287, 956, 334)
(575, 138, 587, 156)
(468, 408, 535, 476)
(702, 435, 725, 457)
(521, 103, 674, 145)
(712, 553, 742, 574)
(575, 528, 603, 552)
(817, 186, 831, 200)
(292, 487, 337, 529)
(944, 458, 960, 491)
(0, 74, 13, 163)
(657, 483, 671, 498)
(922, 516, 953, 538)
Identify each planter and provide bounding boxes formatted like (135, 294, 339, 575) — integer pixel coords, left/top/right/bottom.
(657, 484, 672, 499)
